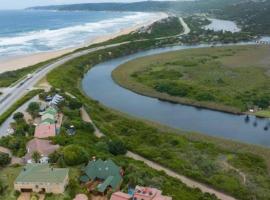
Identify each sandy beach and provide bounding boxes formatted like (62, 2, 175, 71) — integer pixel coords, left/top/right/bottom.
(0, 12, 168, 74)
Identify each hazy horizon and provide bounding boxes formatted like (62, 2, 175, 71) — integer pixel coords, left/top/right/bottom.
(0, 0, 181, 10)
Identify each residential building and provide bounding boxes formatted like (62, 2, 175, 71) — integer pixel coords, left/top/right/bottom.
(80, 159, 123, 194)
(14, 164, 69, 194)
(24, 138, 59, 163)
(34, 124, 56, 138)
(133, 186, 172, 200)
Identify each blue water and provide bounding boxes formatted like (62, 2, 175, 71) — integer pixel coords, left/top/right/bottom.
(0, 10, 156, 58)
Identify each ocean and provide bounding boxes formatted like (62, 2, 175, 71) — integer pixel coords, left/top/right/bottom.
(0, 10, 157, 59)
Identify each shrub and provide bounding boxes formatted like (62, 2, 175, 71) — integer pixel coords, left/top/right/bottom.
(62, 145, 88, 166)
(108, 140, 127, 155)
(0, 153, 11, 167)
(32, 151, 41, 163)
(27, 102, 40, 118)
(13, 112, 24, 121)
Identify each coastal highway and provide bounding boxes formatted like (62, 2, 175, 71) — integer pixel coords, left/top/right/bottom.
(0, 42, 129, 116)
(0, 17, 190, 116)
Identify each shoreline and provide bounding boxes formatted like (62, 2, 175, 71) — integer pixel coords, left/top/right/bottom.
(0, 12, 168, 74)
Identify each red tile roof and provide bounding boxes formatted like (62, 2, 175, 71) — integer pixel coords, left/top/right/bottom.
(24, 138, 59, 161)
(34, 124, 56, 138)
(110, 192, 132, 200)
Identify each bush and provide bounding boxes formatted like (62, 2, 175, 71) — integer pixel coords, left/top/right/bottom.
(13, 112, 24, 121)
(27, 102, 40, 118)
(68, 99, 83, 110)
(48, 151, 61, 164)
(62, 145, 88, 166)
(0, 153, 11, 167)
(108, 140, 127, 155)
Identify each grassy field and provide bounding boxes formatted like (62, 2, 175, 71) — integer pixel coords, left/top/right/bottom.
(113, 45, 270, 113)
(44, 41, 270, 200)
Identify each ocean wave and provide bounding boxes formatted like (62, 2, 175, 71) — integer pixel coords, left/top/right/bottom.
(0, 12, 158, 56)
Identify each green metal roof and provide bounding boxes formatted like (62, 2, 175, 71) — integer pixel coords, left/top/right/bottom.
(97, 176, 114, 193)
(44, 107, 57, 116)
(15, 164, 69, 184)
(79, 175, 89, 183)
(82, 159, 122, 190)
(41, 118, 55, 125)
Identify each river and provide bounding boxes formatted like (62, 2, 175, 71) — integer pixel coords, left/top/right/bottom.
(82, 44, 270, 147)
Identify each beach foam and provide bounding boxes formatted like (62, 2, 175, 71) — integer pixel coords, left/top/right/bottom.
(0, 12, 159, 59)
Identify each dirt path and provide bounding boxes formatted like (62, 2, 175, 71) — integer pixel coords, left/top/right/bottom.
(80, 107, 104, 138)
(84, 107, 238, 200)
(0, 146, 23, 165)
(126, 151, 237, 200)
(223, 160, 246, 184)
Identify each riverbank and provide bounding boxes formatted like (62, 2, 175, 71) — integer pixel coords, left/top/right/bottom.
(44, 40, 270, 199)
(112, 45, 270, 116)
(0, 12, 168, 74)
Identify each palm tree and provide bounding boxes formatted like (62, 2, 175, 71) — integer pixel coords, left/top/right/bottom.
(32, 151, 41, 163)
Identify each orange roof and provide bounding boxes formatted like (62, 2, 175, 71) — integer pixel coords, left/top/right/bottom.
(34, 124, 56, 138)
(24, 138, 59, 161)
(110, 192, 132, 200)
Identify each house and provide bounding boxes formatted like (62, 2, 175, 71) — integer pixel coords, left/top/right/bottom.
(80, 159, 123, 194)
(24, 138, 59, 163)
(14, 164, 69, 194)
(50, 94, 64, 106)
(110, 192, 132, 200)
(34, 124, 56, 138)
(133, 186, 172, 200)
(40, 107, 57, 125)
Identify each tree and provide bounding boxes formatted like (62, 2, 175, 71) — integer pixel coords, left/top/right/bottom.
(27, 102, 40, 118)
(68, 99, 82, 110)
(108, 140, 127, 155)
(0, 179, 6, 195)
(62, 145, 88, 166)
(32, 151, 41, 163)
(0, 153, 11, 167)
(48, 151, 61, 164)
(13, 112, 24, 121)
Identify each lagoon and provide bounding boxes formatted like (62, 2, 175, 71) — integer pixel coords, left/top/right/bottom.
(82, 44, 270, 147)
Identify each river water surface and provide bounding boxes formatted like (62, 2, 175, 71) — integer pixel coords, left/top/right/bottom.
(82, 45, 270, 147)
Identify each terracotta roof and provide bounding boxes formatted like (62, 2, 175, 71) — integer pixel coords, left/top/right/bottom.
(73, 194, 88, 200)
(24, 138, 59, 161)
(34, 124, 56, 138)
(110, 192, 132, 200)
(134, 186, 172, 200)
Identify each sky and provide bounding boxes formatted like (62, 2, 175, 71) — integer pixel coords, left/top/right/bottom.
(0, 0, 175, 10)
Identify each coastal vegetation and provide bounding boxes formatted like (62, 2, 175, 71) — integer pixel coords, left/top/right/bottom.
(113, 45, 270, 113)
(0, 88, 219, 200)
(44, 40, 270, 200)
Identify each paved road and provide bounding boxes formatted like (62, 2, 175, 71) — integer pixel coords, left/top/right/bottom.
(0, 16, 191, 117)
(0, 42, 128, 116)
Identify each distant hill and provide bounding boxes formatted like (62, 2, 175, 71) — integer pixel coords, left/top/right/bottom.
(216, 0, 270, 35)
(30, 0, 270, 35)
(29, 0, 244, 13)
